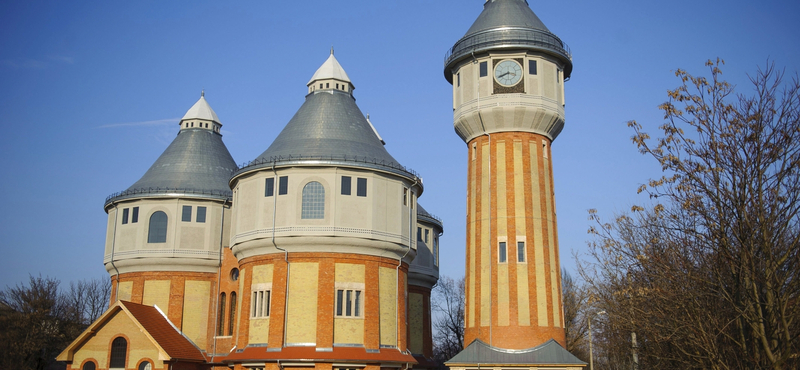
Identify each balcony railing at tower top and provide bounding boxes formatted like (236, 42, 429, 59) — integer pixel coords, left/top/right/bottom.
(233, 154, 421, 180)
(444, 27, 572, 70)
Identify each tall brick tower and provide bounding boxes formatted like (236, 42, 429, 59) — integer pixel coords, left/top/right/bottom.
(443, 1, 585, 368)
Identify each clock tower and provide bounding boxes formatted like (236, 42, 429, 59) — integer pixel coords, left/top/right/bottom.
(444, 1, 583, 367)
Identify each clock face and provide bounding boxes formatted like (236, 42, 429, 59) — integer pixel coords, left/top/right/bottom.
(494, 60, 522, 86)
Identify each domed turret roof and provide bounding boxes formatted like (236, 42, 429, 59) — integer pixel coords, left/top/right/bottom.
(417, 204, 443, 232)
(464, 0, 550, 36)
(181, 92, 220, 123)
(236, 53, 417, 182)
(444, 0, 572, 81)
(105, 96, 236, 208)
(308, 50, 351, 86)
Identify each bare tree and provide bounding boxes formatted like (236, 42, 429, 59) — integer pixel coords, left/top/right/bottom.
(562, 268, 589, 362)
(431, 275, 465, 365)
(581, 60, 800, 369)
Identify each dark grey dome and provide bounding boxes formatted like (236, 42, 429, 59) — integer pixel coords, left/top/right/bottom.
(444, 0, 572, 81)
(247, 90, 414, 178)
(464, 0, 550, 35)
(106, 129, 236, 207)
(417, 204, 443, 233)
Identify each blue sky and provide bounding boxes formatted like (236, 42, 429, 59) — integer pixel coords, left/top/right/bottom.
(1, 0, 798, 289)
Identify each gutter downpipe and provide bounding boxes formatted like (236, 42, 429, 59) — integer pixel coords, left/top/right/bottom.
(211, 200, 228, 363)
(272, 160, 290, 348)
(472, 50, 492, 346)
(397, 177, 418, 352)
(109, 204, 121, 302)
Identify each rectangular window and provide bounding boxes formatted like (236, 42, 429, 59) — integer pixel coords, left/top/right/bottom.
(252, 290, 270, 317)
(341, 176, 351, 195)
(182, 206, 192, 222)
(403, 188, 408, 206)
(265, 178, 274, 197)
(356, 178, 367, 197)
(335, 289, 362, 317)
(557, 69, 561, 84)
(434, 237, 439, 266)
(479, 61, 488, 77)
(121, 208, 129, 224)
(457, 73, 460, 87)
(472, 143, 477, 160)
(278, 176, 288, 195)
(424, 229, 429, 243)
(542, 140, 549, 158)
(417, 227, 423, 242)
(517, 241, 526, 262)
(499, 241, 507, 263)
(529, 60, 537, 75)
(132, 207, 139, 223)
(196, 206, 207, 223)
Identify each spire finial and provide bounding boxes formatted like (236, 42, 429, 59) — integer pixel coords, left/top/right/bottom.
(201, 89, 205, 97)
(331, 46, 334, 55)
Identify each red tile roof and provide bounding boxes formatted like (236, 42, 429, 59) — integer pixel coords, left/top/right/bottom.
(121, 301, 207, 362)
(220, 345, 417, 364)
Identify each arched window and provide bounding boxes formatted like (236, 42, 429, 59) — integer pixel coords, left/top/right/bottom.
(228, 292, 237, 336)
(217, 293, 226, 336)
(109, 337, 127, 369)
(138, 361, 152, 370)
(82, 361, 96, 370)
(147, 211, 168, 243)
(301, 181, 325, 219)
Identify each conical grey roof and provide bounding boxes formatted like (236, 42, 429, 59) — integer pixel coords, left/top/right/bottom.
(464, 0, 550, 35)
(254, 90, 401, 168)
(446, 339, 586, 366)
(444, 0, 572, 81)
(105, 129, 236, 207)
(417, 204, 443, 232)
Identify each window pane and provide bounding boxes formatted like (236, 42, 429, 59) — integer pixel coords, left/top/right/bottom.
(529, 60, 537, 75)
(265, 291, 270, 316)
(346, 290, 352, 316)
(109, 337, 127, 368)
(122, 208, 129, 224)
(83, 362, 96, 370)
(354, 291, 361, 317)
(480, 61, 488, 77)
(336, 290, 344, 316)
(518, 241, 525, 262)
(499, 242, 507, 263)
(265, 178, 275, 197)
(341, 176, 351, 195)
(301, 181, 325, 219)
(132, 207, 139, 223)
(182, 205, 192, 222)
(218, 293, 226, 336)
(252, 292, 258, 317)
(425, 229, 429, 243)
(229, 292, 237, 335)
(356, 178, 367, 197)
(196, 206, 207, 223)
(148, 211, 168, 243)
(278, 176, 288, 195)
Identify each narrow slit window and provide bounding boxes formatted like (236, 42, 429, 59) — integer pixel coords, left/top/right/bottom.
(121, 208, 129, 224)
(217, 293, 226, 336)
(403, 188, 408, 206)
(182, 206, 192, 222)
(132, 207, 139, 223)
(457, 73, 460, 87)
(499, 241, 507, 263)
(228, 292, 237, 336)
(425, 229, 429, 243)
(479, 61, 488, 77)
(341, 176, 351, 195)
(196, 206, 206, 223)
(356, 178, 367, 197)
(417, 227, 423, 241)
(265, 177, 275, 197)
(278, 176, 288, 195)
(517, 241, 526, 262)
